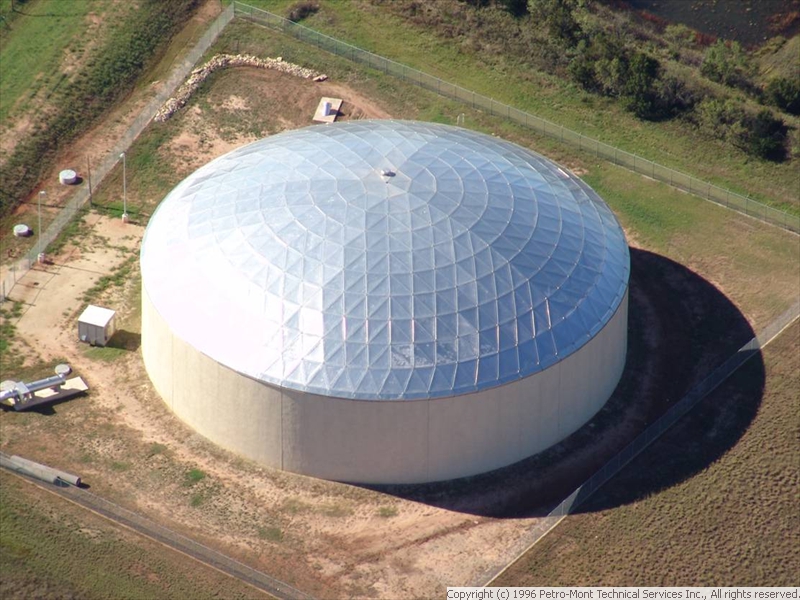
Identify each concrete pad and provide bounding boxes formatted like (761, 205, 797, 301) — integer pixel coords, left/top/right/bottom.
(6, 268, 56, 304)
(313, 97, 342, 123)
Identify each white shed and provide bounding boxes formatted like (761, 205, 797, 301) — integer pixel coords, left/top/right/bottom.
(78, 305, 116, 347)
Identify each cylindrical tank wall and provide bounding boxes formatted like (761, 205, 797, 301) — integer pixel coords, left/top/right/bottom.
(142, 286, 628, 484)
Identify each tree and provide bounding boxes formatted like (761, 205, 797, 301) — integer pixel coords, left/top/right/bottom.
(765, 77, 800, 116)
(700, 40, 750, 87)
(622, 52, 660, 118)
(499, 0, 529, 17)
(528, 0, 582, 47)
(738, 110, 788, 160)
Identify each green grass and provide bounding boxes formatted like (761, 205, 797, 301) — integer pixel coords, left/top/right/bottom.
(257, 525, 284, 542)
(89, 123, 183, 220)
(81, 254, 138, 304)
(0, 0, 201, 217)
(376, 506, 398, 518)
(493, 321, 800, 586)
(184, 468, 206, 486)
(45, 211, 92, 256)
(236, 0, 799, 212)
(0, 471, 263, 599)
(83, 345, 127, 363)
(0, 0, 112, 123)
(0, 300, 24, 372)
(583, 163, 799, 327)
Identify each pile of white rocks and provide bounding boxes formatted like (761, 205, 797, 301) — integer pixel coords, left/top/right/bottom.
(154, 54, 328, 123)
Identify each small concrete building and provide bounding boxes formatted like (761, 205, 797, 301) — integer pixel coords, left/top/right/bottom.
(78, 305, 116, 347)
(141, 121, 630, 484)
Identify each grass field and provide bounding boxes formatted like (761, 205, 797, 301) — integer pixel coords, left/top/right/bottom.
(492, 320, 799, 586)
(234, 0, 800, 213)
(0, 0, 120, 124)
(0, 471, 269, 599)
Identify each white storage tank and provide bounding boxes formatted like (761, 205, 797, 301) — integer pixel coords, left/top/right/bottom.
(141, 121, 630, 485)
(78, 305, 116, 347)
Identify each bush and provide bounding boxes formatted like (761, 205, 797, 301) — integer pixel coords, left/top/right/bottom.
(653, 75, 699, 118)
(622, 52, 660, 118)
(737, 109, 788, 161)
(765, 76, 800, 115)
(700, 40, 753, 91)
(664, 23, 695, 47)
(569, 35, 664, 119)
(694, 98, 746, 140)
(528, 0, 583, 47)
(694, 99, 787, 161)
(286, 1, 320, 22)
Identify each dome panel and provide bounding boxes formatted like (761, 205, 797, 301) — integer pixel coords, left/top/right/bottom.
(141, 121, 629, 400)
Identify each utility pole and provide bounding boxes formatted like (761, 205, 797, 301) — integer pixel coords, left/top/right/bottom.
(120, 152, 128, 222)
(38, 190, 45, 263)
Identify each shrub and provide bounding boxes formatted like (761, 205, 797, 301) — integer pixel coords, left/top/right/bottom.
(700, 40, 753, 91)
(184, 468, 206, 486)
(528, 0, 583, 48)
(765, 76, 800, 115)
(653, 75, 699, 118)
(622, 51, 660, 118)
(569, 35, 663, 119)
(694, 98, 746, 140)
(286, 1, 320, 22)
(737, 109, 788, 161)
(694, 99, 787, 161)
(500, 0, 528, 17)
(664, 23, 695, 47)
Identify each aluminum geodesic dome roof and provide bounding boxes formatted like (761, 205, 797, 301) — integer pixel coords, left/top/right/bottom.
(141, 120, 629, 400)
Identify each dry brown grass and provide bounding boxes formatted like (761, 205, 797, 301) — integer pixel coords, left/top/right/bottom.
(493, 321, 800, 586)
(0, 471, 270, 599)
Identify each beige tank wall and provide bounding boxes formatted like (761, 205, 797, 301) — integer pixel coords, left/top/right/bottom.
(142, 286, 628, 484)
(281, 388, 430, 483)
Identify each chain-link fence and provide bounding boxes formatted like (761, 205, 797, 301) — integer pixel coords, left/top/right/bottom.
(0, 4, 234, 302)
(234, 2, 800, 235)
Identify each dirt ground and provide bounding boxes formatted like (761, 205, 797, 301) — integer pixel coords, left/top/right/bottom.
(2, 59, 539, 594)
(2, 213, 533, 597)
(2, 210, 763, 599)
(162, 67, 393, 178)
